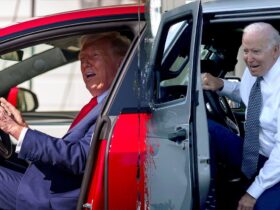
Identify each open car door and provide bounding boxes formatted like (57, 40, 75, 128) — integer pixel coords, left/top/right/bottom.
(147, 1, 210, 209)
(77, 1, 209, 210)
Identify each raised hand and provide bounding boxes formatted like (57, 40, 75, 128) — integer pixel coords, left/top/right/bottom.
(0, 97, 28, 127)
(202, 72, 224, 91)
(0, 97, 27, 139)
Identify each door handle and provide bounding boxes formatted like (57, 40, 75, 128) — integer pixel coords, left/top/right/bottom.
(168, 128, 187, 143)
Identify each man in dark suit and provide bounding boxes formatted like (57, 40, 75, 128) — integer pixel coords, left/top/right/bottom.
(0, 31, 131, 210)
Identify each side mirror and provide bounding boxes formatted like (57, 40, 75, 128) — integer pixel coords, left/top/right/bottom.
(7, 87, 39, 112)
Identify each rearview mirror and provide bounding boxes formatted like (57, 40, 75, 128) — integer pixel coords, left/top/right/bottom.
(0, 50, 23, 61)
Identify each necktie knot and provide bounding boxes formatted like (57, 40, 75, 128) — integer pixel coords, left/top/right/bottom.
(256, 76, 262, 85)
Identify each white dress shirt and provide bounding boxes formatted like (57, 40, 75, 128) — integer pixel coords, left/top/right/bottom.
(221, 57, 280, 199)
(15, 90, 109, 153)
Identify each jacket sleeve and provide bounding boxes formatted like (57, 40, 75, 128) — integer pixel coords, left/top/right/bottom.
(17, 123, 95, 175)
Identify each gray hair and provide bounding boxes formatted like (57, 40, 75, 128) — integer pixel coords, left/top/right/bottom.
(243, 22, 280, 49)
(80, 31, 131, 57)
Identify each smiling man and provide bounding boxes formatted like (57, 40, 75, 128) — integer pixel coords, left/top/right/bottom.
(202, 22, 280, 210)
(0, 31, 131, 210)
(79, 32, 128, 98)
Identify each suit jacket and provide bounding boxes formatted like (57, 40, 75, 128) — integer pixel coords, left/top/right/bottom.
(15, 102, 103, 210)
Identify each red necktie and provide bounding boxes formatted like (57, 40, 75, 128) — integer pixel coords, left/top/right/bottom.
(69, 97, 98, 130)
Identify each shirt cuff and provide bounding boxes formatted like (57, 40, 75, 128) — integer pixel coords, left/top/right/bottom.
(220, 79, 234, 94)
(246, 181, 265, 199)
(15, 127, 28, 153)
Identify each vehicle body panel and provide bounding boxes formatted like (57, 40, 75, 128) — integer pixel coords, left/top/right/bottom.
(203, 0, 280, 13)
(0, 5, 145, 41)
(145, 2, 208, 209)
(107, 113, 149, 210)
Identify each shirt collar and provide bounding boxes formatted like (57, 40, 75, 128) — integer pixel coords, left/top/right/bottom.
(97, 90, 109, 104)
(262, 56, 280, 83)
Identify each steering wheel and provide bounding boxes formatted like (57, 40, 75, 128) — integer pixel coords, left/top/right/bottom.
(0, 130, 13, 159)
(204, 90, 240, 136)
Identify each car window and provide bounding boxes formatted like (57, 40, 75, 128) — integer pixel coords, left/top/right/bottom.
(19, 61, 90, 112)
(0, 36, 91, 112)
(155, 19, 192, 104)
(0, 44, 54, 70)
(164, 21, 186, 53)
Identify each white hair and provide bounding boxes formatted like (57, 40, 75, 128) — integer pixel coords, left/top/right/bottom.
(243, 22, 280, 49)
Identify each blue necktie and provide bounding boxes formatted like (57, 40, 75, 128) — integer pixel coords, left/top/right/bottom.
(241, 77, 262, 179)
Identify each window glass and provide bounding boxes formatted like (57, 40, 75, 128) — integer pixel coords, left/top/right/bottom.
(164, 21, 186, 53)
(19, 61, 91, 112)
(0, 36, 91, 112)
(156, 19, 192, 103)
(0, 44, 54, 70)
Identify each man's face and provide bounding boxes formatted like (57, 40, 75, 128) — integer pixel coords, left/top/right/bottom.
(79, 38, 122, 97)
(242, 31, 279, 77)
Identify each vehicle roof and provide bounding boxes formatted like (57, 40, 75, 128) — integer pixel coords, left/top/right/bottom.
(202, 0, 280, 13)
(0, 4, 144, 40)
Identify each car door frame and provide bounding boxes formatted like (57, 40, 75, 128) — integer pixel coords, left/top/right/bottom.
(147, 1, 210, 209)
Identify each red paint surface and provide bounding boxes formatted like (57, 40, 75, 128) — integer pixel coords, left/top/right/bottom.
(108, 113, 150, 210)
(7, 87, 18, 107)
(85, 140, 107, 210)
(0, 5, 145, 37)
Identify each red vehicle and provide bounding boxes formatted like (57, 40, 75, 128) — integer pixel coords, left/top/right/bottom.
(2, 0, 280, 209)
(0, 4, 158, 210)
